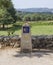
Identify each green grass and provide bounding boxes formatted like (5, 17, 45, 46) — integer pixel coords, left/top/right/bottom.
(0, 21, 53, 36)
(31, 25, 53, 35)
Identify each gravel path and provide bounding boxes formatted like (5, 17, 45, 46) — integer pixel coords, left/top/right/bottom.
(0, 48, 53, 65)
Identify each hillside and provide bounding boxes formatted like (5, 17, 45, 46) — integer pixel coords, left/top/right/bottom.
(17, 8, 53, 13)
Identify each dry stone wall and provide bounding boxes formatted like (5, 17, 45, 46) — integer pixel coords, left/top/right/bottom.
(0, 35, 53, 49)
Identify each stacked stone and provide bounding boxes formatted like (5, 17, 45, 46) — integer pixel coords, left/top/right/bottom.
(10, 35, 20, 47)
(0, 35, 20, 48)
(0, 35, 53, 49)
(32, 35, 53, 49)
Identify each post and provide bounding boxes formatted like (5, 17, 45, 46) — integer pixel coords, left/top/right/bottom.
(21, 22, 32, 52)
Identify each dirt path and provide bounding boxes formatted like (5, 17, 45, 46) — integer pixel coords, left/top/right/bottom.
(0, 48, 53, 65)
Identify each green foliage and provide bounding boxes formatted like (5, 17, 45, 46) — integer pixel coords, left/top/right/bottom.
(17, 11, 53, 21)
(0, 8, 13, 25)
(0, 0, 17, 28)
(23, 14, 31, 21)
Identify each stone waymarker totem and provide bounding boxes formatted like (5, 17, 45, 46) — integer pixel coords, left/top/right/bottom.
(21, 23, 32, 52)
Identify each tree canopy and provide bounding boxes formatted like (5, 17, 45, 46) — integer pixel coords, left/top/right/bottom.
(17, 11, 53, 21)
(0, 0, 17, 28)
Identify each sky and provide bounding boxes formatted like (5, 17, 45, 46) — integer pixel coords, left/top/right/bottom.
(12, 0, 53, 9)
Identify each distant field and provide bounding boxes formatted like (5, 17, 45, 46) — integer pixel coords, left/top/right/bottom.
(0, 21, 53, 36)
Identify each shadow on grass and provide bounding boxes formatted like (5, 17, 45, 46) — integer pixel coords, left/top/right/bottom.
(0, 24, 22, 31)
(13, 49, 53, 58)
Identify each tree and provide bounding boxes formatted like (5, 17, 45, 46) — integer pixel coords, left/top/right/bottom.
(23, 14, 31, 21)
(0, 0, 17, 28)
(0, 8, 13, 28)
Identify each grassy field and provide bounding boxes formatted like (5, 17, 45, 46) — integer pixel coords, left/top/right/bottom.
(0, 21, 53, 36)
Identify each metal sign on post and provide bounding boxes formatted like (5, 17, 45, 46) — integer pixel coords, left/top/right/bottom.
(21, 22, 32, 52)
